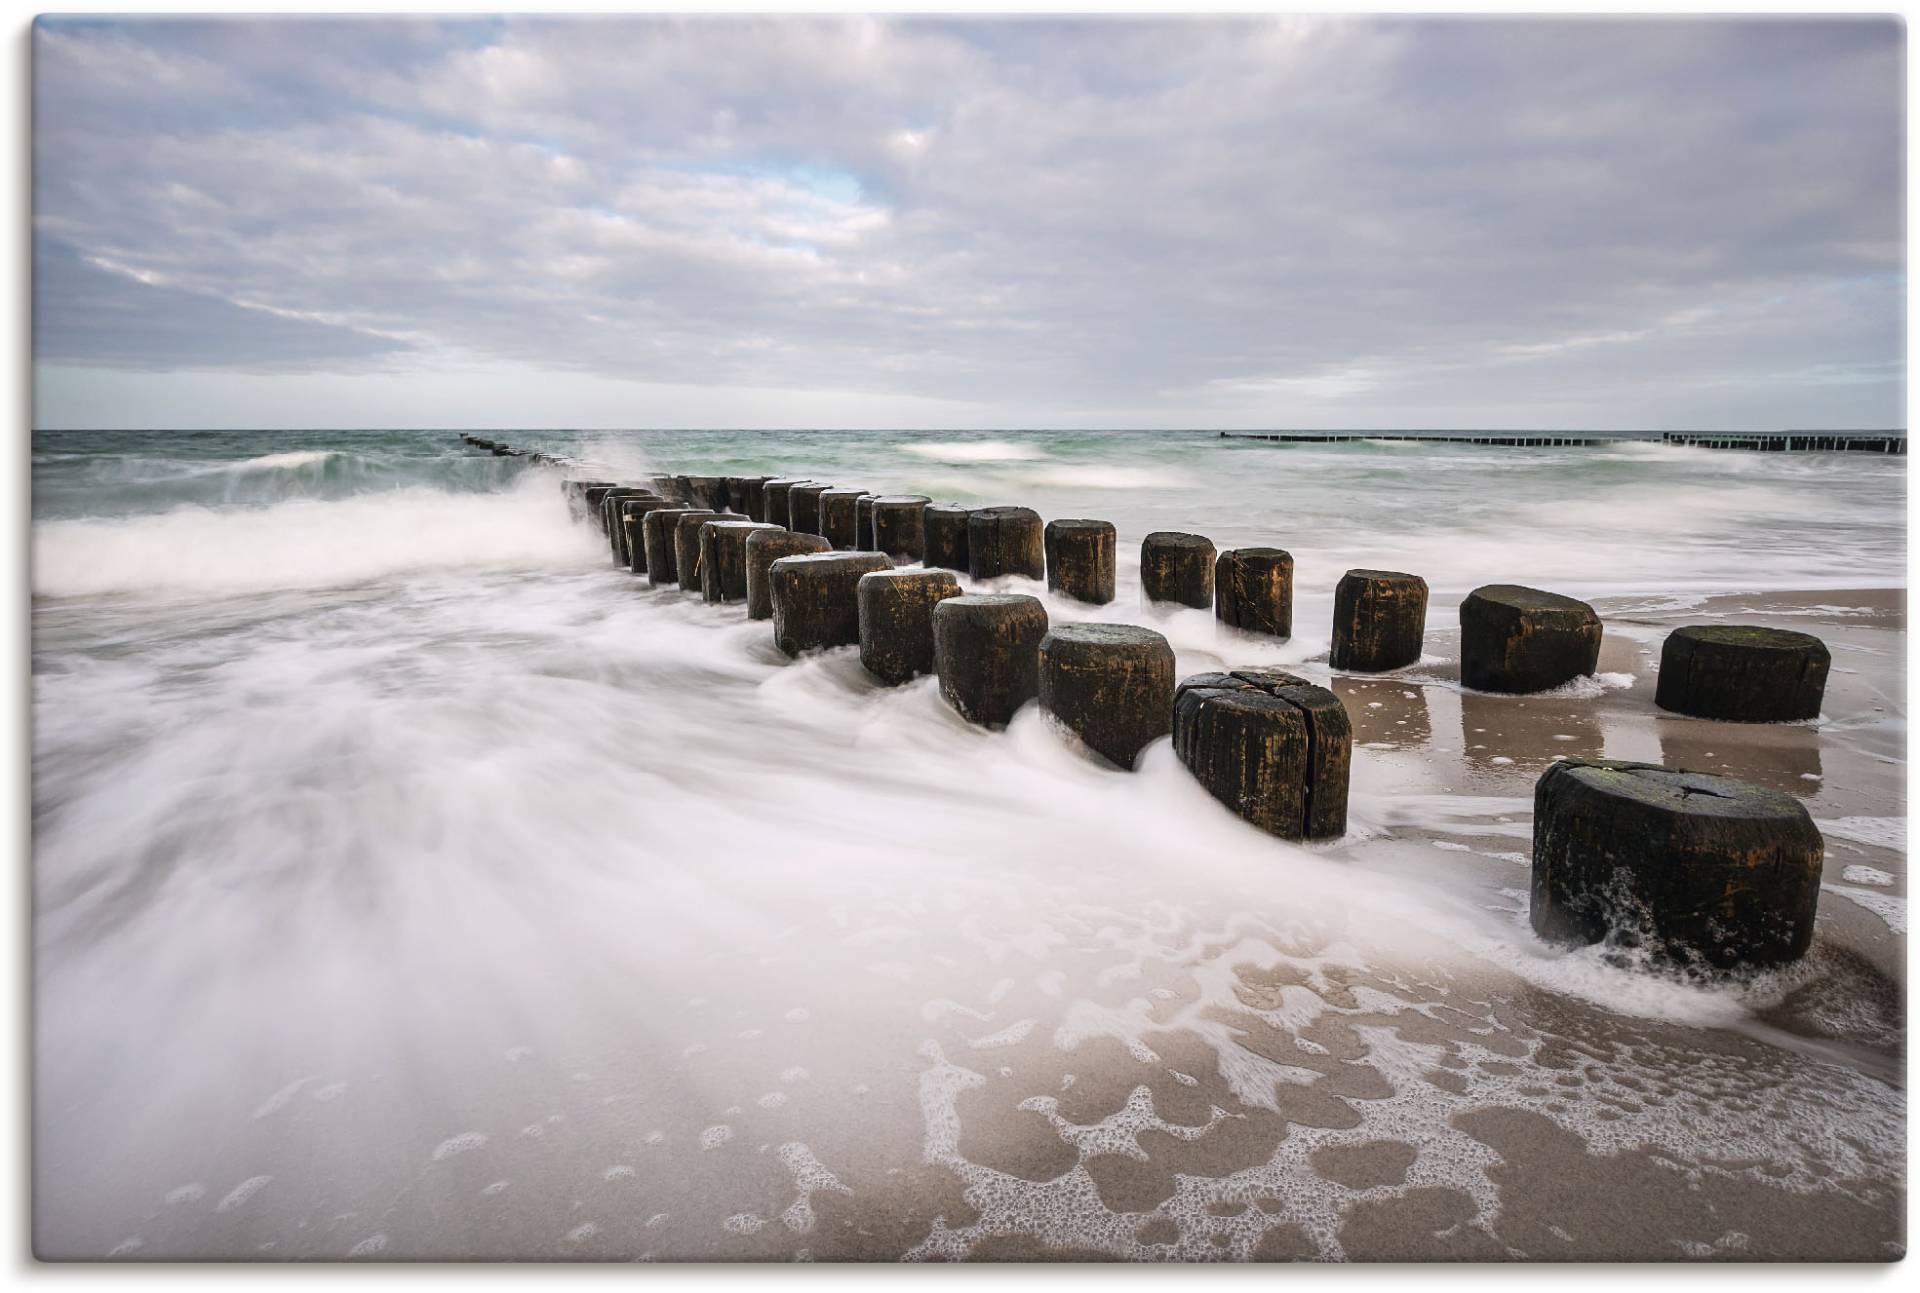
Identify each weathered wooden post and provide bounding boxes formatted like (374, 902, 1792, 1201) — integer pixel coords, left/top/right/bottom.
(1044, 520, 1117, 605)
(1141, 532, 1215, 608)
(1173, 669, 1352, 841)
(701, 520, 783, 602)
(789, 482, 833, 536)
(689, 476, 730, 511)
(967, 507, 1044, 580)
(932, 594, 1049, 727)
(857, 569, 963, 685)
(855, 495, 880, 552)
(601, 488, 653, 561)
(671, 510, 723, 590)
(922, 503, 972, 572)
(566, 480, 614, 522)
(1216, 547, 1294, 638)
(620, 496, 673, 573)
(762, 478, 813, 529)
(820, 489, 870, 550)
(1530, 758, 1824, 969)
(1654, 626, 1830, 721)
(740, 477, 774, 523)
(1460, 584, 1603, 693)
(872, 495, 932, 561)
(1039, 624, 1174, 768)
(1330, 570, 1427, 672)
(746, 530, 831, 620)
(643, 507, 701, 586)
(768, 552, 893, 655)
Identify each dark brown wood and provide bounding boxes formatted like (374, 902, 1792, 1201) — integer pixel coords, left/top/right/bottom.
(1044, 520, 1117, 605)
(933, 594, 1049, 727)
(1330, 570, 1426, 672)
(1141, 532, 1215, 608)
(1655, 625, 1829, 721)
(768, 552, 893, 655)
(858, 569, 964, 685)
(1174, 669, 1352, 841)
(1460, 584, 1602, 693)
(1039, 624, 1174, 769)
(1531, 758, 1824, 969)
(701, 521, 782, 602)
(967, 507, 1044, 580)
(1215, 547, 1293, 638)
(745, 530, 830, 620)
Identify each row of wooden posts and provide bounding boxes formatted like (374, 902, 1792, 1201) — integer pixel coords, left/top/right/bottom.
(480, 446, 1827, 974)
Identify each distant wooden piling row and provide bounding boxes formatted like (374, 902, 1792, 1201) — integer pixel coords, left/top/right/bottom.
(491, 436, 1832, 971)
(1218, 429, 1906, 453)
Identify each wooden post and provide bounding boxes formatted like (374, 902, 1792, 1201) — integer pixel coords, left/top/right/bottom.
(1044, 520, 1117, 605)
(967, 507, 1044, 580)
(1330, 570, 1427, 672)
(1531, 759, 1824, 969)
(1038, 624, 1174, 768)
(1460, 584, 1603, 693)
(1654, 626, 1830, 721)
(1215, 548, 1293, 638)
(858, 569, 963, 685)
(1140, 532, 1215, 608)
(932, 594, 1049, 727)
(1174, 670, 1352, 841)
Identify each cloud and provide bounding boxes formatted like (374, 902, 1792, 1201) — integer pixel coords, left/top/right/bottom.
(30, 15, 1904, 428)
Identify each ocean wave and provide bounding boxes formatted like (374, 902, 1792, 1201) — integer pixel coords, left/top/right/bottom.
(31, 478, 598, 598)
(899, 440, 1047, 463)
(228, 449, 339, 472)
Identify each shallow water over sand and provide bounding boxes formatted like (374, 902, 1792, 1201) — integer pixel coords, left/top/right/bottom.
(31, 429, 1905, 1260)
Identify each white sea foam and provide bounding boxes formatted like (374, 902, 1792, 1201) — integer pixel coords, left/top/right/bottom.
(900, 440, 1046, 463)
(32, 476, 597, 597)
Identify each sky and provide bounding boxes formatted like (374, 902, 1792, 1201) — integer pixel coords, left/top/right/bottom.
(31, 15, 1905, 431)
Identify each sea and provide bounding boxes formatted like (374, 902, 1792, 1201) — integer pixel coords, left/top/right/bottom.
(29, 427, 1908, 1260)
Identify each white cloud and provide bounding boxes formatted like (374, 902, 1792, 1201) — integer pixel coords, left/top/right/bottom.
(30, 15, 1904, 429)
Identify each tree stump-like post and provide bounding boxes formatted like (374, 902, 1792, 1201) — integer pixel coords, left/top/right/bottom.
(1330, 570, 1427, 672)
(620, 496, 672, 573)
(1044, 520, 1117, 605)
(1173, 669, 1352, 841)
(701, 521, 783, 602)
(788, 482, 833, 536)
(745, 530, 831, 620)
(1140, 532, 1215, 608)
(855, 495, 880, 552)
(1531, 758, 1824, 969)
(922, 503, 972, 572)
(672, 510, 723, 591)
(967, 507, 1045, 581)
(762, 478, 813, 530)
(933, 594, 1049, 727)
(1039, 624, 1174, 768)
(1654, 626, 1830, 722)
(768, 552, 893, 655)
(643, 507, 702, 586)
(873, 495, 932, 561)
(1460, 584, 1603, 693)
(858, 569, 964, 685)
(1215, 547, 1294, 638)
(820, 489, 871, 550)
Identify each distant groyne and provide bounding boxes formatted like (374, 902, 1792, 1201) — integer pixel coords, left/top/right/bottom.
(1218, 430, 1905, 453)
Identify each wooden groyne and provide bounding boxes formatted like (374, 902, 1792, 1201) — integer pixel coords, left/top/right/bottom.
(1660, 431, 1905, 454)
(466, 435, 1833, 973)
(1221, 431, 1604, 447)
(1219, 429, 1906, 453)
